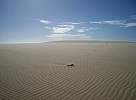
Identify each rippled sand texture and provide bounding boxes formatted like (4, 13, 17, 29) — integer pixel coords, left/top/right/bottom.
(0, 42, 136, 100)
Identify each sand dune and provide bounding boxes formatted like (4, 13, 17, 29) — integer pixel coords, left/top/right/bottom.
(0, 42, 136, 100)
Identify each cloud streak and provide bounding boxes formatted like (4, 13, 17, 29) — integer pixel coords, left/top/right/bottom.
(90, 20, 125, 25)
(60, 22, 81, 25)
(124, 23, 136, 27)
(40, 19, 51, 24)
(52, 25, 74, 33)
(90, 20, 136, 27)
(77, 27, 96, 33)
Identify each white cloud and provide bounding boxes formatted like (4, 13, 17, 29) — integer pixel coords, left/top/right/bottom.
(71, 22, 81, 25)
(90, 21, 103, 24)
(90, 20, 125, 25)
(46, 33, 91, 41)
(52, 25, 74, 33)
(40, 20, 51, 24)
(90, 20, 136, 27)
(77, 27, 96, 33)
(124, 23, 136, 27)
(77, 29, 86, 33)
(60, 22, 81, 25)
(103, 20, 125, 25)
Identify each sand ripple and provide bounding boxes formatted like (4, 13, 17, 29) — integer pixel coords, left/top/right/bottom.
(0, 43, 136, 100)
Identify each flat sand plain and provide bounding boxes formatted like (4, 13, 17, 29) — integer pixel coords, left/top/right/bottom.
(0, 42, 136, 100)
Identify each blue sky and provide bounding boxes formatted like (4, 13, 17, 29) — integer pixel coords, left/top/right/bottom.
(0, 0, 136, 43)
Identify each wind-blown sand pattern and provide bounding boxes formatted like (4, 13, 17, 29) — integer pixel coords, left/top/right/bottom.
(0, 42, 136, 100)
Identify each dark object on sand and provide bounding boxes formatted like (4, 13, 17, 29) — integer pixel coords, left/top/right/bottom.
(67, 64, 74, 67)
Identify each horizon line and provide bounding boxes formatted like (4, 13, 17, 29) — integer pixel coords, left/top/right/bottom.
(0, 40, 136, 44)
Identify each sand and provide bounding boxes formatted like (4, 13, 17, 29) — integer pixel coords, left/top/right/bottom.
(0, 42, 136, 100)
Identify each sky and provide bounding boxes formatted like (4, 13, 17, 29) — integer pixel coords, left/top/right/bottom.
(0, 0, 136, 43)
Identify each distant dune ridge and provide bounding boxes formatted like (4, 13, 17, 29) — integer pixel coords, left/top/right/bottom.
(0, 41, 136, 100)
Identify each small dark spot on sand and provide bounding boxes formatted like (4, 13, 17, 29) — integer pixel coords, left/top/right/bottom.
(67, 64, 74, 67)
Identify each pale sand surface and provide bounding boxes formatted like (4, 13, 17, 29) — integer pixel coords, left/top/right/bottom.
(0, 42, 136, 100)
